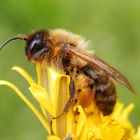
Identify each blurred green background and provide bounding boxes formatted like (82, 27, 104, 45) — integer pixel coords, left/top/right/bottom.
(0, 0, 140, 139)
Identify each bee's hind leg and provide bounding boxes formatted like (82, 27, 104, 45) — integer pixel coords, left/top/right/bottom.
(82, 66, 98, 80)
(53, 79, 76, 119)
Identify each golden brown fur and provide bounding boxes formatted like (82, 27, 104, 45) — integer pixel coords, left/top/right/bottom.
(43, 29, 117, 115)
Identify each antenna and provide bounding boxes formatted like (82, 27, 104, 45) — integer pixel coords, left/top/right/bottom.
(0, 34, 27, 50)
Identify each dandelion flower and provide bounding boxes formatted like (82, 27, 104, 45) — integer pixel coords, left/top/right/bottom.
(0, 63, 140, 140)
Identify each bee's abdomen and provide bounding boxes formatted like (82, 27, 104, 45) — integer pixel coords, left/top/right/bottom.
(95, 80, 117, 115)
(81, 66, 117, 116)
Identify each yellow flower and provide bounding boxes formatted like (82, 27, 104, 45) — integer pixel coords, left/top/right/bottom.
(0, 63, 140, 140)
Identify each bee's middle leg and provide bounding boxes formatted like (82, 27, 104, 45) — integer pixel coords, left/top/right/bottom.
(53, 78, 76, 119)
(63, 79, 76, 112)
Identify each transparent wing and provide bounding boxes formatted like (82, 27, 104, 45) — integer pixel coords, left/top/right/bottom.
(68, 46, 135, 94)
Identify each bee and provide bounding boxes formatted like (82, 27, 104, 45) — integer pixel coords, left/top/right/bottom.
(0, 29, 135, 116)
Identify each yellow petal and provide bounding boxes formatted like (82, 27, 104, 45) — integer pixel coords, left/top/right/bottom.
(36, 63, 51, 90)
(66, 108, 74, 135)
(74, 105, 86, 140)
(0, 80, 50, 134)
(36, 63, 41, 85)
(36, 63, 66, 101)
(111, 102, 124, 119)
(103, 124, 124, 140)
(134, 126, 140, 139)
(35, 63, 56, 103)
(120, 103, 135, 122)
(12, 66, 36, 85)
(54, 75, 70, 139)
(29, 84, 53, 116)
(54, 75, 70, 116)
(47, 135, 61, 140)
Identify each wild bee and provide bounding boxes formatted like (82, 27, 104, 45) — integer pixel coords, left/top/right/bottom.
(0, 29, 135, 116)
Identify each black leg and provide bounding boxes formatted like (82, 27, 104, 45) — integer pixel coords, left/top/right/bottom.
(53, 78, 76, 119)
(50, 120, 55, 135)
(69, 79, 76, 97)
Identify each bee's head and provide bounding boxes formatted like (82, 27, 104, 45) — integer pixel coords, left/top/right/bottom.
(0, 30, 50, 62)
(25, 30, 50, 62)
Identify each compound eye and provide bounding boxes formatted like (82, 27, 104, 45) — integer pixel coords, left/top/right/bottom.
(29, 38, 41, 53)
